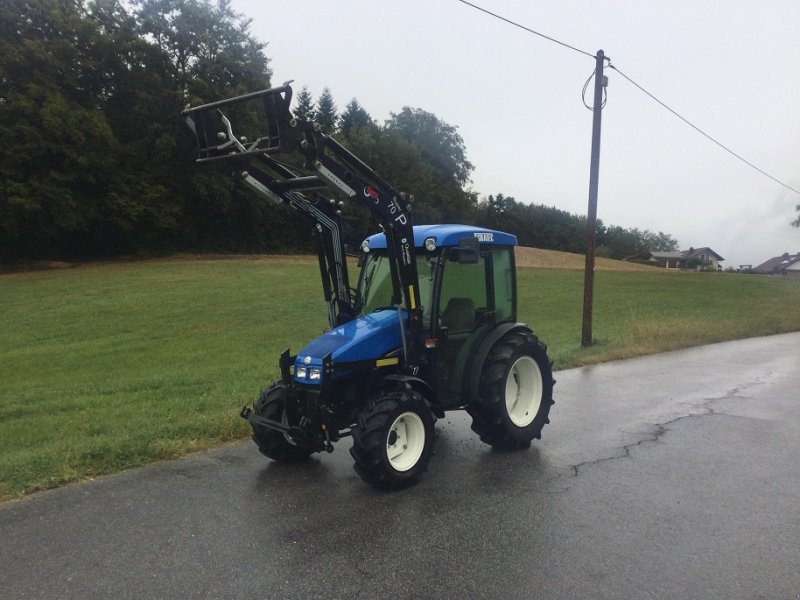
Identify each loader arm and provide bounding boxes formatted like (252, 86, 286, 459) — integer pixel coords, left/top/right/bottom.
(182, 83, 423, 372)
(241, 155, 357, 327)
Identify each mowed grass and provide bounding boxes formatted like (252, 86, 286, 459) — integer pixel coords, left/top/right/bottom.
(518, 269, 800, 367)
(0, 258, 329, 501)
(2, 257, 800, 500)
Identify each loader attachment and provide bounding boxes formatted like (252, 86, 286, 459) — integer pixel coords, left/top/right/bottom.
(182, 83, 295, 163)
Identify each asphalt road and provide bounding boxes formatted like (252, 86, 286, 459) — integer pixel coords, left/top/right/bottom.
(2, 333, 799, 600)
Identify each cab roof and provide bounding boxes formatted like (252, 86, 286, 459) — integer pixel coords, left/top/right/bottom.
(363, 224, 517, 250)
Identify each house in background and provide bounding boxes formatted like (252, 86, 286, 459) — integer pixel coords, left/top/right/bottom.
(650, 251, 686, 269)
(682, 247, 725, 271)
(752, 252, 800, 276)
(647, 247, 724, 270)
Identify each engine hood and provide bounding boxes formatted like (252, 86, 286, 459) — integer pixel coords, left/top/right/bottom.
(294, 309, 404, 384)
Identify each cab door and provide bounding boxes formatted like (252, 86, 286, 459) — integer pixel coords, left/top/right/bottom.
(434, 248, 492, 407)
(432, 245, 516, 408)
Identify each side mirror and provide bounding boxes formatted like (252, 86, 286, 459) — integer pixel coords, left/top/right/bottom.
(456, 236, 480, 264)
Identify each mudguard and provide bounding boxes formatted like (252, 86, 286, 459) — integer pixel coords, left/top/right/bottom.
(464, 323, 534, 404)
(382, 374, 444, 418)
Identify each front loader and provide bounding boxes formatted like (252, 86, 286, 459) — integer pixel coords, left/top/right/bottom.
(183, 83, 554, 489)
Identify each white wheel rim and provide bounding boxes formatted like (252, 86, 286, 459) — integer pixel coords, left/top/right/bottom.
(505, 356, 543, 427)
(386, 411, 425, 472)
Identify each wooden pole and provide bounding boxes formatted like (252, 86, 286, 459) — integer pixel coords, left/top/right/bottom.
(582, 50, 607, 347)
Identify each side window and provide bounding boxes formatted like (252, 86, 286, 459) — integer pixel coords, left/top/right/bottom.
(360, 254, 393, 313)
(438, 254, 487, 333)
(492, 247, 514, 323)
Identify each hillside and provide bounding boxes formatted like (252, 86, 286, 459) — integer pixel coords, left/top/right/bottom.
(515, 247, 657, 272)
(8, 248, 658, 274)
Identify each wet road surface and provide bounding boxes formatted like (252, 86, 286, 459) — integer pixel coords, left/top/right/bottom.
(2, 332, 799, 599)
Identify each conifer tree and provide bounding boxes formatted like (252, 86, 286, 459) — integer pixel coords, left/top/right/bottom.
(315, 87, 337, 134)
(293, 86, 315, 122)
(339, 98, 372, 137)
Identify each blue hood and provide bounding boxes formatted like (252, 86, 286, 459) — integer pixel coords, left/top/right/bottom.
(294, 309, 404, 384)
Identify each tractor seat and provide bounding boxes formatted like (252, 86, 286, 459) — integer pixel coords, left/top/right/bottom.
(441, 297, 475, 332)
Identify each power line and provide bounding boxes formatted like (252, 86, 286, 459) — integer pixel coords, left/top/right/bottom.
(453, 1, 800, 198)
(608, 63, 800, 197)
(454, 0, 596, 60)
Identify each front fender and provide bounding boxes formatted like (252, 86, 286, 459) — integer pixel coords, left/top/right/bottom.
(382, 374, 444, 418)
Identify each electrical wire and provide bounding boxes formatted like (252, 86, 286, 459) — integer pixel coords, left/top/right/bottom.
(454, 0, 596, 59)
(454, 0, 800, 197)
(608, 63, 800, 197)
(582, 68, 607, 111)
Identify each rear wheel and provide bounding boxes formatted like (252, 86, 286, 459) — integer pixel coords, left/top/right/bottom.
(468, 329, 554, 449)
(251, 382, 313, 462)
(350, 388, 435, 490)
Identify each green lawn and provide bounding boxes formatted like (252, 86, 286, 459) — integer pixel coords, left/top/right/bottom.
(2, 258, 799, 500)
(518, 269, 800, 367)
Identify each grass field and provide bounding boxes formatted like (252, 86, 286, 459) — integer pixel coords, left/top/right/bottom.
(2, 256, 800, 501)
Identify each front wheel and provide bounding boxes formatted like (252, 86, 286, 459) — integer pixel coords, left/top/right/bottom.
(468, 330, 554, 449)
(250, 382, 313, 463)
(350, 388, 435, 490)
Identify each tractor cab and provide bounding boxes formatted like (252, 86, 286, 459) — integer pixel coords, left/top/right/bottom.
(359, 224, 518, 407)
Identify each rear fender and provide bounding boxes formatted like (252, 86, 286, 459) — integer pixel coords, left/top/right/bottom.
(464, 323, 533, 404)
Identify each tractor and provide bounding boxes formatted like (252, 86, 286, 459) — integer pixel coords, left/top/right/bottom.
(182, 83, 554, 489)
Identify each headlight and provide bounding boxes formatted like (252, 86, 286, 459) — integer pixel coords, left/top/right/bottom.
(296, 366, 307, 379)
(309, 368, 322, 381)
(361, 240, 370, 253)
(424, 236, 437, 252)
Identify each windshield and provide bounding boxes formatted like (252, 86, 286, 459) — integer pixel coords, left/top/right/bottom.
(359, 252, 436, 329)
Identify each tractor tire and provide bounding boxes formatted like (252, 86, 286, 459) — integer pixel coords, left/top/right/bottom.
(251, 382, 313, 463)
(468, 329, 554, 450)
(350, 387, 435, 490)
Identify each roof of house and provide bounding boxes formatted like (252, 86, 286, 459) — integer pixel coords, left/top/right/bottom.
(753, 252, 800, 274)
(650, 251, 685, 260)
(648, 248, 725, 262)
(682, 247, 725, 262)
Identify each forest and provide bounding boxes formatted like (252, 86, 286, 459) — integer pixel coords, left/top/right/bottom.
(0, 0, 678, 262)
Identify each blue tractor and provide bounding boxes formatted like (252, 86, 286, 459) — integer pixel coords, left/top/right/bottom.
(183, 84, 554, 489)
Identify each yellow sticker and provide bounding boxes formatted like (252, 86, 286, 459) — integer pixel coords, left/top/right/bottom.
(375, 357, 399, 367)
(408, 285, 416, 310)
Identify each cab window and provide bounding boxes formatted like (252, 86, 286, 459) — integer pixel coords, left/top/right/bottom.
(438, 254, 487, 333)
(359, 252, 436, 329)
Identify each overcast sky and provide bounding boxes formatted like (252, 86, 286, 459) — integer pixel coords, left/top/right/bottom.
(230, 0, 800, 268)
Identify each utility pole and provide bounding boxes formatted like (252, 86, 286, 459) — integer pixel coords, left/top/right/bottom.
(581, 49, 608, 347)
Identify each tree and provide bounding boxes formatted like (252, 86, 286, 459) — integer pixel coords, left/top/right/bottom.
(386, 107, 473, 187)
(595, 226, 679, 260)
(132, 0, 270, 99)
(0, 0, 285, 260)
(339, 98, 373, 138)
(793, 204, 800, 228)
(121, 0, 275, 254)
(0, 0, 121, 258)
(293, 85, 315, 122)
(315, 87, 337, 134)
(485, 194, 516, 234)
(643, 230, 679, 252)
